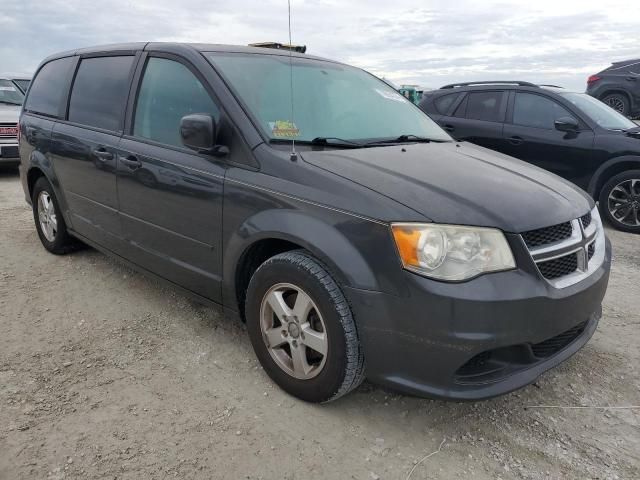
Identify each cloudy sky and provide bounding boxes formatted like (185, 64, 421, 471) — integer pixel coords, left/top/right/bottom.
(2, 0, 639, 91)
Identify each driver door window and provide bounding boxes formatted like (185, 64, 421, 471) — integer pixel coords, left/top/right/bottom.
(513, 93, 574, 129)
(133, 57, 219, 148)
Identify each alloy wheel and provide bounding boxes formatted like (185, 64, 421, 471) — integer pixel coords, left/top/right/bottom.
(604, 96, 625, 114)
(37, 191, 58, 242)
(259, 283, 328, 380)
(608, 178, 640, 227)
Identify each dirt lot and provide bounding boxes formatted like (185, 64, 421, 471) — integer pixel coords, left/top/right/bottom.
(1, 168, 638, 480)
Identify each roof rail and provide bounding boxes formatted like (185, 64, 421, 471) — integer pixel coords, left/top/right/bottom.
(440, 81, 538, 89)
(248, 42, 306, 54)
(538, 84, 563, 88)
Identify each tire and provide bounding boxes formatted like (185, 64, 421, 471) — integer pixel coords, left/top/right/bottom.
(32, 177, 80, 254)
(598, 169, 640, 233)
(245, 250, 365, 403)
(601, 93, 630, 117)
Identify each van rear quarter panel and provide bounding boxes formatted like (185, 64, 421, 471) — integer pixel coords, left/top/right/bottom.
(19, 115, 58, 202)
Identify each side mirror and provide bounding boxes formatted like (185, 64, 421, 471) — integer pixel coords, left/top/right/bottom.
(180, 114, 227, 156)
(554, 116, 579, 132)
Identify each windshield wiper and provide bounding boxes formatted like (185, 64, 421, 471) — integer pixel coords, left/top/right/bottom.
(0, 100, 22, 106)
(364, 134, 445, 145)
(269, 137, 365, 148)
(309, 137, 366, 148)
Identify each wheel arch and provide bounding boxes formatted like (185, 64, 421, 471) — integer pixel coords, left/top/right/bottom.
(588, 155, 640, 197)
(223, 209, 381, 320)
(25, 151, 73, 227)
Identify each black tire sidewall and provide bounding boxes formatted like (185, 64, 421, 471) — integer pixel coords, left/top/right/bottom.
(32, 177, 73, 253)
(599, 169, 640, 233)
(245, 254, 351, 403)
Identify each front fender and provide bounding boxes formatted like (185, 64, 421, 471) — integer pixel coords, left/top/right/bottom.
(587, 155, 640, 196)
(222, 208, 404, 311)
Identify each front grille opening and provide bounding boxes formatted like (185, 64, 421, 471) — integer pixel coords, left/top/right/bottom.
(531, 321, 587, 358)
(537, 253, 578, 280)
(521, 222, 572, 249)
(454, 320, 590, 385)
(456, 351, 492, 376)
(587, 242, 595, 261)
(580, 212, 592, 230)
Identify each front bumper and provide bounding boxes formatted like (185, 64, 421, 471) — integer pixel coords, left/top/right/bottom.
(346, 238, 611, 400)
(0, 143, 20, 165)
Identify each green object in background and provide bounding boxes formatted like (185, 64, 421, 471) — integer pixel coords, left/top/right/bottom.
(398, 85, 424, 105)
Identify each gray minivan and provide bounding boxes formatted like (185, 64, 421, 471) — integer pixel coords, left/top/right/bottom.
(19, 43, 610, 402)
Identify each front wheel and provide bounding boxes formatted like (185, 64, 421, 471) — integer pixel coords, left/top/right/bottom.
(245, 251, 365, 402)
(599, 170, 640, 233)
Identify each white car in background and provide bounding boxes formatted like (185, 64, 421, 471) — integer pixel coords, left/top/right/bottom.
(0, 73, 30, 167)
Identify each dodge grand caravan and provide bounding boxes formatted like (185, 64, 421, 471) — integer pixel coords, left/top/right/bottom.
(19, 43, 611, 402)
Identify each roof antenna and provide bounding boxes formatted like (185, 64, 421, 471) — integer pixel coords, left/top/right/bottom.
(287, 0, 297, 161)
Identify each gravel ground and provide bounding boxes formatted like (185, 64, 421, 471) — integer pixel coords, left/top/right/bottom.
(1, 167, 639, 480)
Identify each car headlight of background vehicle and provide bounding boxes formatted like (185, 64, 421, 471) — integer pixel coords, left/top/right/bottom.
(391, 223, 516, 281)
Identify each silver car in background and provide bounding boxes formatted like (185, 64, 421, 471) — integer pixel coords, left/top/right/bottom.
(0, 73, 30, 167)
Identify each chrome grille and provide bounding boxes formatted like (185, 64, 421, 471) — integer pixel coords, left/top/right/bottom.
(521, 207, 605, 288)
(0, 123, 18, 138)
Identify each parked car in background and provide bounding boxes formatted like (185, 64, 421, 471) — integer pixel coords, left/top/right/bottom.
(0, 73, 28, 167)
(420, 81, 640, 233)
(587, 59, 640, 118)
(19, 44, 609, 403)
(0, 72, 31, 94)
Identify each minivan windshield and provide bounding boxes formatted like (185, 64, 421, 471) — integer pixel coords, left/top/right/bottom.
(207, 53, 452, 144)
(560, 92, 636, 131)
(0, 79, 25, 105)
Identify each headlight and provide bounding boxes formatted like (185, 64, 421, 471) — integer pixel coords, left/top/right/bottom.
(391, 223, 516, 281)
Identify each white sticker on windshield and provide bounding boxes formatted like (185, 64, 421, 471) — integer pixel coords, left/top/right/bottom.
(0, 86, 17, 91)
(375, 88, 406, 102)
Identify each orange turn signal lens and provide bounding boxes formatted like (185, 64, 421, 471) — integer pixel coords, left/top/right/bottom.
(391, 225, 421, 267)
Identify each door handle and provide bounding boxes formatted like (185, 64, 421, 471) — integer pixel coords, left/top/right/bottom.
(508, 136, 524, 146)
(93, 147, 114, 161)
(443, 124, 455, 132)
(120, 155, 142, 169)
(627, 76, 637, 81)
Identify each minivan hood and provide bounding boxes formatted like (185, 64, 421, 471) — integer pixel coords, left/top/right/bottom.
(300, 141, 592, 232)
(0, 104, 20, 123)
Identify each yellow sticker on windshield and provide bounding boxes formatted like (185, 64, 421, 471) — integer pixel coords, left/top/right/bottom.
(269, 120, 300, 138)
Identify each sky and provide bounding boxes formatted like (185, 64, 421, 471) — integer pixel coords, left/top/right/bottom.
(2, 0, 639, 91)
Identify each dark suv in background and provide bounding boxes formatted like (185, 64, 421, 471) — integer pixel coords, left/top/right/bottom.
(420, 81, 640, 233)
(587, 59, 640, 118)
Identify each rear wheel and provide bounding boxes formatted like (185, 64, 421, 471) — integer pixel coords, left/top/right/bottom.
(601, 93, 630, 116)
(245, 250, 365, 402)
(32, 177, 80, 254)
(599, 170, 640, 233)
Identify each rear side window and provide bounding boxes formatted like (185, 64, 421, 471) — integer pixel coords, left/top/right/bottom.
(434, 93, 459, 114)
(68, 56, 135, 131)
(513, 93, 572, 129)
(24, 57, 75, 117)
(463, 91, 505, 122)
(133, 57, 219, 148)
